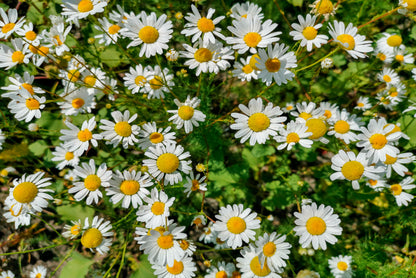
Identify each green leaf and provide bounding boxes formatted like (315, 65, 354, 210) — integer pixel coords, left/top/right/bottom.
(59, 252, 93, 278)
(28, 140, 48, 156)
(410, 25, 416, 41)
(287, 0, 303, 7)
(251, 144, 275, 158)
(242, 148, 259, 171)
(130, 255, 156, 278)
(100, 46, 124, 68)
(56, 204, 95, 222)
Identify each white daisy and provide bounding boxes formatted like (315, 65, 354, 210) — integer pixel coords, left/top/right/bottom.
(328, 20, 373, 59)
(327, 109, 362, 144)
(256, 232, 291, 272)
(231, 98, 286, 145)
(302, 117, 329, 144)
(61, 0, 107, 22)
(232, 56, 259, 81)
(144, 65, 175, 99)
(321, 57, 334, 69)
(199, 223, 215, 244)
(393, 45, 414, 64)
(3, 199, 31, 229)
(168, 95, 206, 134)
(0, 38, 31, 69)
(274, 121, 313, 150)
(310, 0, 336, 19)
(382, 152, 415, 178)
(134, 220, 174, 244)
(16, 22, 41, 46)
(122, 11, 173, 57)
(123, 64, 152, 95)
(80, 216, 113, 254)
(100, 110, 139, 149)
(230, 1, 264, 20)
(106, 170, 152, 209)
(282, 102, 295, 113)
(354, 96, 371, 111)
(79, 67, 106, 93)
(293, 202, 342, 250)
(375, 49, 394, 64)
(1, 72, 44, 99)
(330, 150, 384, 190)
(319, 102, 338, 121)
(376, 33, 403, 54)
(51, 144, 80, 170)
(212, 204, 260, 249)
(183, 172, 207, 197)
(30, 266, 47, 278)
(42, 19, 72, 56)
(386, 83, 406, 105)
(136, 188, 175, 228)
(191, 215, 206, 227)
(152, 256, 197, 278)
(62, 219, 82, 239)
(289, 14, 328, 52)
(0, 8, 25, 39)
(390, 177, 415, 207)
(178, 239, 196, 257)
(95, 17, 122, 46)
(165, 48, 179, 61)
(137, 121, 176, 150)
(290, 102, 323, 122)
(69, 159, 112, 205)
(328, 255, 353, 278)
(7, 88, 45, 122)
(366, 178, 387, 192)
(0, 270, 15, 278)
(399, 0, 416, 14)
(237, 244, 281, 278)
(205, 262, 235, 278)
(257, 43, 297, 86)
(58, 86, 96, 116)
(377, 68, 400, 85)
(181, 5, 225, 44)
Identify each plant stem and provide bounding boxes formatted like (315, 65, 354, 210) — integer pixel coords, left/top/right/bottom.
(0, 242, 67, 256)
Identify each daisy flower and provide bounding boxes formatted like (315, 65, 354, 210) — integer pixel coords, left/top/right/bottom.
(366, 178, 387, 192)
(79, 67, 106, 93)
(59, 117, 102, 156)
(393, 45, 414, 64)
(205, 262, 235, 278)
(100, 110, 139, 149)
(390, 177, 416, 207)
(80, 216, 113, 254)
(321, 57, 334, 69)
(183, 172, 207, 197)
(382, 152, 415, 178)
(181, 39, 234, 76)
(386, 83, 406, 105)
(16, 22, 41, 46)
(122, 11, 173, 57)
(134, 219, 174, 244)
(294, 202, 342, 250)
(179, 239, 196, 257)
(199, 223, 215, 244)
(377, 68, 400, 85)
(58, 86, 96, 116)
(106, 170, 152, 209)
(144, 65, 175, 99)
(3, 199, 31, 229)
(51, 144, 80, 170)
(192, 215, 206, 226)
(257, 43, 297, 85)
(399, 0, 416, 14)
(181, 5, 225, 44)
(302, 117, 329, 144)
(0, 8, 25, 39)
(0, 38, 31, 69)
(152, 256, 197, 278)
(1, 72, 44, 99)
(274, 121, 313, 150)
(123, 64, 152, 94)
(212, 204, 260, 249)
(62, 219, 82, 239)
(328, 255, 353, 278)
(136, 188, 175, 228)
(0, 270, 15, 278)
(232, 56, 259, 81)
(354, 96, 371, 111)
(42, 19, 72, 56)
(282, 102, 295, 113)
(328, 21, 373, 59)
(6, 172, 53, 215)
(330, 150, 384, 190)
(95, 17, 123, 46)
(7, 88, 46, 122)
(226, 15, 281, 54)
(310, 0, 336, 19)
(327, 109, 362, 144)
(319, 102, 338, 121)
(376, 33, 403, 54)
(61, 0, 107, 22)
(289, 14, 328, 52)
(168, 96, 206, 134)
(69, 159, 112, 205)
(357, 118, 401, 163)
(30, 266, 47, 278)
(375, 49, 394, 63)
(236, 244, 280, 278)
(137, 122, 176, 150)
(230, 98, 286, 145)
(230, 1, 264, 20)
(256, 232, 291, 271)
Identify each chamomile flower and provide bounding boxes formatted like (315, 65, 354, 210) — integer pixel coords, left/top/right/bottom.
(51, 144, 80, 170)
(7, 88, 45, 122)
(137, 122, 176, 150)
(152, 256, 197, 278)
(58, 86, 96, 116)
(330, 150, 384, 190)
(213, 204, 260, 249)
(41, 19, 71, 56)
(302, 117, 329, 144)
(226, 15, 281, 54)
(3, 199, 31, 229)
(0, 8, 25, 39)
(382, 152, 415, 178)
(328, 21, 373, 59)
(399, 0, 416, 14)
(106, 170, 152, 209)
(257, 43, 297, 86)
(231, 1, 264, 20)
(310, 0, 336, 19)
(0, 38, 31, 69)
(192, 215, 206, 226)
(30, 266, 47, 278)
(179, 239, 196, 257)
(231, 98, 286, 145)
(144, 65, 175, 99)
(205, 262, 235, 278)
(16, 22, 41, 46)
(168, 96, 206, 134)
(294, 202, 342, 250)
(366, 178, 387, 192)
(166, 49, 179, 61)
(328, 255, 353, 278)
(374, 49, 394, 63)
(292, 102, 324, 121)
(136, 188, 175, 228)
(6, 172, 53, 216)
(0, 270, 15, 278)
(237, 244, 281, 278)
(233, 56, 259, 81)
(79, 67, 106, 93)
(376, 33, 403, 54)
(81, 216, 113, 254)
(100, 110, 139, 149)
(390, 177, 416, 206)
(62, 219, 82, 239)
(134, 220, 174, 244)
(378, 68, 400, 85)
(1, 72, 44, 98)
(199, 223, 215, 244)
(69, 159, 112, 205)
(123, 64, 152, 95)
(354, 96, 371, 111)
(321, 57, 334, 69)
(95, 17, 122, 45)
(393, 45, 414, 64)
(59, 117, 102, 156)
(289, 14, 328, 52)
(319, 102, 338, 121)
(123, 11, 173, 57)
(183, 172, 207, 197)
(327, 109, 362, 144)
(256, 232, 291, 271)
(274, 121, 313, 150)
(282, 102, 296, 113)
(61, 0, 107, 22)
(181, 5, 225, 44)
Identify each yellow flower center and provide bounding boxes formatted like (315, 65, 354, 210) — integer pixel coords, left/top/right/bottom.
(286, 132, 300, 143)
(81, 228, 103, 248)
(395, 54, 404, 62)
(263, 242, 277, 257)
(70, 224, 81, 235)
(151, 201, 166, 215)
(72, 97, 85, 109)
(29, 45, 38, 54)
(84, 174, 101, 191)
(249, 54, 260, 70)
(114, 121, 132, 137)
(247, 113, 270, 132)
(226, 216, 246, 234)
(78, 0, 94, 13)
(25, 30, 37, 41)
(403, 0, 416, 10)
(337, 34, 355, 50)
(383, 75, 392, 83)
(12, 51, 25, 63)
(341, 161, 364, 181)
(138, 26, 159, 44)
(390, 91, 398, 97)
(377, 53, 386, 61)
(13, 182, 38, 203)
(357, 102, 364, 107)
(334, 120, 350, 134)
(306, 118, 327, 139)
(265, 58, 281, 72)
(299, 112, 312, 120)
(120, 180, 140, 195)
(178, 105, 195, 120)
(242, 64, 253, 74)
(194, 48, 213, 63)
(306, 216, 326, 235)
(386, 35, 402, 47)
(316, 0, 334, 14)
(84, 75, 96, 87)
(384, 154, 397, 165)
(286, 105, 293, 110)
(391, 184, 402, 196)
(26, 98, 40, 110)
(22, 83, 34, 95)
(108, 24, 121, 35)
(77, 129, 92, 142)
(36, 274, 42, 278)
(216, 270, 228, 278)
(369, 133, 387, 149)
(149, 132, 164, 144)
(149, 76, 163, 90)
(156, 153, 180, 174)
(249, 256, 271, 277)
(65, 151, 75, 161)
(157, 234, 174, 249)
(38, 46, 49, 56)
(197, 17, 215, 33)
(166, 260, 184, 274)
(368, 179, 378, 186)
(337, 261, 348, 271)
(68, 69, 81, 82)
(232, 271, 241, 278)
(134, 75, 147, 87)
(324, 110, 332, 118)
(2, 22, 15, 33)
(191, 179, 200, 191)
(193, 218, 202, 225)
(179, 239, 190, 250)
(54, 35, 63, 46)
(302, 26, 318, 40)
(243, 32, 262, 48)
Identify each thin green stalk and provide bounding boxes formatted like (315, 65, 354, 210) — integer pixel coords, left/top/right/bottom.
(295, 47, 340, 73)
(0, 242, 67, 256)
(103, 252, 121, 278)
(49, 244, 77, 278)
(116, 241, 128, 278)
